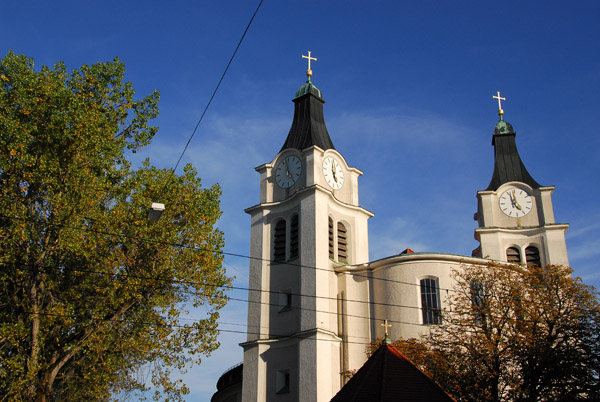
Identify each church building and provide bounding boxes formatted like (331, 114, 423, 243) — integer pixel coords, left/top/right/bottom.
(211, 54, 570, 402)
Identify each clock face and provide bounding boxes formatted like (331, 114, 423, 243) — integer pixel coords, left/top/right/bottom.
(322, 156, 344, 190)
(275, 155, 302, 188)
(499, 188, 533, 218)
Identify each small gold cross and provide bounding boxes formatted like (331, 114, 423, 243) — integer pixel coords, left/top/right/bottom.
(381, 320, 392, 337)
(302, 51, 317, 77)
(493, 91, 506, 116)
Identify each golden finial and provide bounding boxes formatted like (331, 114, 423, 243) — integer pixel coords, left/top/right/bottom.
(493, 91, 506, 119)
(302, 51, 317, 79)
(381, 319, 392, 337)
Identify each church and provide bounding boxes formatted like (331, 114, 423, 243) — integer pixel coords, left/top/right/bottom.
(210, 54, 570, 402)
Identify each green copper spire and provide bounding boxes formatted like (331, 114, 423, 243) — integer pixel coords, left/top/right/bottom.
(294, 80, 322, 99)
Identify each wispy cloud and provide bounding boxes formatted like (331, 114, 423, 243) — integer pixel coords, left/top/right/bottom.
(331, 108, 473, 147)
(369, 216, 431, 260)
(568, 238, 600, 262)
(566, 219, 600, 240)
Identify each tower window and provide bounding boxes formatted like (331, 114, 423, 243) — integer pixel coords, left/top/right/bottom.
(506, 246, 521, 263)
(328, 218, 334, 260)
(420, 278, 442, 325)
(290, 214, 299, 260)
(525, 246, 541, 267)
(273, 219, 286, 262)
(276, 369, 290, 394)
(279, 289, 292, 312)
(337, 222, 348, 263)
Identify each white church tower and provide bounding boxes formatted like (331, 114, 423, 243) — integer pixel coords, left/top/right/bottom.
(240, 53, 373, 402)
(232, 63, 572, 402)
(472, 92, 569, 267)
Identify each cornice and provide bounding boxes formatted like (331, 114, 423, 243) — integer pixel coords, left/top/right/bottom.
(245, 184, 374, 217)
(335, 252, 507, 274)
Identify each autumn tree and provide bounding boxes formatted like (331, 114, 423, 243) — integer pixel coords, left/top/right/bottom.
(0, 52, 230, 401)
(394, 263, 600, 402)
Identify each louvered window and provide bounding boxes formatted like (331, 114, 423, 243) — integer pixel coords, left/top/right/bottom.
(328, 218, 334, 260)
(290, 214, 299, 260)
(273, 219, 286, 262)
(421, 278, 442, 325)
(525, 246, 541, 267)
(337, 222, 348, 263)
(506, 246, 521, 263)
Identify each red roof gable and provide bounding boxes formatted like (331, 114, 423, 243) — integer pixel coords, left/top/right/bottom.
(330, 343, 456, 402)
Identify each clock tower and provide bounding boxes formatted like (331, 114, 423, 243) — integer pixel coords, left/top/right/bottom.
(473, 93, 569, 267)
(241, 54, 372, 402)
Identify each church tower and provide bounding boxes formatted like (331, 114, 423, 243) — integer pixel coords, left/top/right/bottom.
(473, 93, 569, 267)
(241, 53, 372, 402)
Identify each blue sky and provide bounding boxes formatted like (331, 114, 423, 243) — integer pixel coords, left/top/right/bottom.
(3, 1, 599, 400)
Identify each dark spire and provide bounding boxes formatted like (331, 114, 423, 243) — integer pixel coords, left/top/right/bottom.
(485, 93, 541, 191)
(279, 79, 335, 152)
(280, 51, 335, 152)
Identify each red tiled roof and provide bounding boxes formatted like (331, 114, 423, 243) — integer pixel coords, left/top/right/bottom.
(330, 343, 456, 402)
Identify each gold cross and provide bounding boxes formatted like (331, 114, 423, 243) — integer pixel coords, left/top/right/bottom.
(302, 51, 317, 77)
(493, 91, 506, 116)
(381, 320, 392, 337)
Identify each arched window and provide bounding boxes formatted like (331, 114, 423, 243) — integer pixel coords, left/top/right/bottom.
(290, 214, 299, 260)
(337, 222, 348, 263)
(328, 218, 334, 260)
(420, 278, 442, 325)
(273, 219, 286, 262)
(506, 246, 521, 263)
(525, 246, 541, 267)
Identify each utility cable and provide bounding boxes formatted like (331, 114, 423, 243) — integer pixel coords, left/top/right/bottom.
(0, 213, 460, 295)
(165, 0, 264, 184)
(4, 260, 590, 330)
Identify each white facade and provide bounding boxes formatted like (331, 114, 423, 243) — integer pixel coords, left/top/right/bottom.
(234, 82, 569, 402)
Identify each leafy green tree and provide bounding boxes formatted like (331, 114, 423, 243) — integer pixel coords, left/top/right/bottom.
(392, 263, 600, 402)
(0, 52, 230, 401)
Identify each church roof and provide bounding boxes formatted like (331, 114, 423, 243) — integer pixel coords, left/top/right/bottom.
(279, 79, 335, 152)
(330, 343, 456, 402)
(485, 117, 541, 191)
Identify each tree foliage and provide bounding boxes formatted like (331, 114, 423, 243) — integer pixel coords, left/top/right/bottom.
(0, 52, 230, 401)
(394, 263, 600, 402)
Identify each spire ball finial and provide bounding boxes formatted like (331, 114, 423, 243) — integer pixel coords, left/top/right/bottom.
(302, 51, 317, 80)
(493, 91, 506, 121)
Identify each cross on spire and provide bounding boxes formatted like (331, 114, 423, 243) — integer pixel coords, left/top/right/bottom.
(381, 320, 392, 337)
(302, 51, 317, 79)
(493, 91, 506, 119)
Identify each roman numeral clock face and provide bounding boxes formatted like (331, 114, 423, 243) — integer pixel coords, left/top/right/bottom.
(499, 188, 533, 218)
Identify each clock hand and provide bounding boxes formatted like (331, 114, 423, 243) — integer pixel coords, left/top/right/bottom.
(285, 163, 292, 179)
(512, 190, 523, 210)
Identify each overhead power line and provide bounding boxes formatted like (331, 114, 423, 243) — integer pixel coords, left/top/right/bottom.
(0, 213, 460, 295)
(5, 258, 590, 330)
(166, 0, 264, 181)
